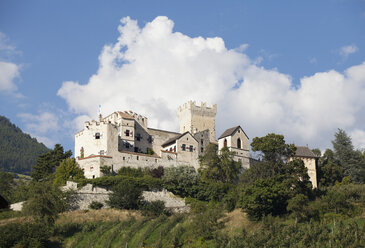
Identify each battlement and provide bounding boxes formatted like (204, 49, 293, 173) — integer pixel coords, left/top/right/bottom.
(178, 100, 217, 114)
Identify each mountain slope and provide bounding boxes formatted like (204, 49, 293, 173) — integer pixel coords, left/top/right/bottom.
(0, 115, 50, 174)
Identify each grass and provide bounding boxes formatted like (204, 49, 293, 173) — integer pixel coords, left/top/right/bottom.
(220, 209, 261, 236)
(57, 208, 142, 225)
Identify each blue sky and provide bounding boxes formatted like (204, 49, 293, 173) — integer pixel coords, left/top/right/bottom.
(1, 0, 365, 153)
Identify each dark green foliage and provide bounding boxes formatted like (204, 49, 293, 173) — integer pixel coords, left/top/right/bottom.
(199, 144, 241, 183)
(149, 166, 164, 178)
(31, 144, 72, 181)
(162, 165, 199, 197)
(141, 200, 169, 217)
(251, 133, 296, 163)
(239, 162, 275, 185)
(332, 129, 365, 183)
(89, 201, 104, 210)
(78, 174, 162, 191)
(0, 116, 50, 174)
(238, 175, 290, 220)
(0, 222, 51, 248)
(100, 165, 112, 176)
(22, 181, 67, 225)
(108, 180, 143, 209)
(54, 158, 84, 186)
(117, 166, 146, 177)
(318, 149, 344, 186)
(0, 171, 14, 202)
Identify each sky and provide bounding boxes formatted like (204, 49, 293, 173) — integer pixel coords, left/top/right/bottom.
(0, 0, 365, 154)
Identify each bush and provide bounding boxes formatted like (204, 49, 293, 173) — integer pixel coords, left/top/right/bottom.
(141, 200, 170, 217)
(117, 167, 146, 177)
(108, 180, 143, 209)
(89, 201, 104, 210)
(162, 166, 199, 197)
(149, 166, 164, 178)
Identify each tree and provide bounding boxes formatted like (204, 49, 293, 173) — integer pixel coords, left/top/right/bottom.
(332, 129, 365, 183)
(31, 144, 72, 181)
(100, 165, 112, 176)
(162, 166, 199, 197)
(199, 144, 241, 183)
(22, 181, 66, 226)
(251, 133, 296, 164)
(318, 149, 344, 187)
(54, 158, 84, 186)
(0, 171, 14, 201)
(108, 180, 143, 209)
(287, 194, 309, 224)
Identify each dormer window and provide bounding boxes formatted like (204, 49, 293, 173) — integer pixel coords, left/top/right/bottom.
(95, 132, 100, 139)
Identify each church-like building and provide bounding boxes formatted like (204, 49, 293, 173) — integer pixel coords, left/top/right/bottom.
(75, 101, 250, 179)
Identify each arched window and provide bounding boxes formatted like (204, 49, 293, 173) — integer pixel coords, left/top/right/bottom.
(237, 138, 241, 149)
(224, 139, 227, 147)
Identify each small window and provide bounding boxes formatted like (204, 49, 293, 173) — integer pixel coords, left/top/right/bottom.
(95, 132, 100, 139)
(201, 139, 204, 145)
(92, 175, 95, 179)
(224, 139, 227, 147)
(137, 156, 139, 160)
(123, 157, 125, 161)
(174, 146, 176, 152)
(126, 143, 130, 148)
(201, 147, 204, 152)
(238, 129, 240, 133)
(189, 145, 193, 152)
(136, 133, 141, 141)
(125, 130, 130, 136)
(182, 144, 186, 151)
(237, 138, 241, 149)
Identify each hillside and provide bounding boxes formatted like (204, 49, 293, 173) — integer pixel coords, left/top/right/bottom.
(0, 115, 50, 174)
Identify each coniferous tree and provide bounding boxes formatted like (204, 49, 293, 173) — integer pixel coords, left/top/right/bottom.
(332, 129, 365, 183)
(31, 144, 72, 181)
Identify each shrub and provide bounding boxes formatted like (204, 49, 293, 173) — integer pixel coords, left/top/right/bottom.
(141, 200, 170, 217)
(149, 166, 164, 178)
(108, 180, 143, 209)
(89, 201, 104, 210)
(162, 166, 199, 197)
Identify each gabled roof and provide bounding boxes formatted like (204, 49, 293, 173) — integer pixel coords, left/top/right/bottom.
(161, 131, 198, 147)
(218, 126, 249, 140)
(294, 146, 318, 158)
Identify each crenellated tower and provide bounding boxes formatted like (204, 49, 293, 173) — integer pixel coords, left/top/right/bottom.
(177, 100, 217, 142)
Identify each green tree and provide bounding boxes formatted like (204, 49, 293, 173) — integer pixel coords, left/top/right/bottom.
(22, 181, 66, 226)
(199, 144, 241, 183)
(251, 133, 296, 164)
(54, 158, 84, 186)
(162, 165, 199, 197)
(108, 180, 143, 209)
(332, 129, 365, 183)
(0, 171, 14, 201)
(31, 144, 72, 181)
(287, 193, 309, 224)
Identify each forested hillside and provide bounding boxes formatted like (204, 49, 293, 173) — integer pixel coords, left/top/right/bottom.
(0, 116, 50, 174)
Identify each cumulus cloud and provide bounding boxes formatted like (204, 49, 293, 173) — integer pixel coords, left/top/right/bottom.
(339, 44, 358, 58)
(0, 61, 19, 92)
(18, 112, 60, 147)
(0, 32, 21, 94)
(58, 16, 365, 150)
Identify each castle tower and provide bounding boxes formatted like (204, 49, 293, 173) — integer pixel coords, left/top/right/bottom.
(177, 101, 217, 143)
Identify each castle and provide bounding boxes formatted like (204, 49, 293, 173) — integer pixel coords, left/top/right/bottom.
(75, 101, 251, 178)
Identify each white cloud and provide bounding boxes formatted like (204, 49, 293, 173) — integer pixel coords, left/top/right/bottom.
(339, 44, 358, 58)
(0, 61, 19, 92)
(350, 129, 365, 150)
(58, 16, 365, 150)
(18, 112, 60, 147)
